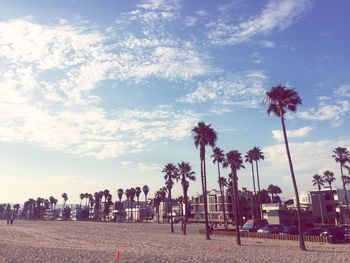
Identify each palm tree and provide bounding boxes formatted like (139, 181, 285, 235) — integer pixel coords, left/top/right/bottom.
(267, 184, 275, 204)
(125, 189, 131, 222)
(211, 147, 228, 228)
(252, 146, 264, 218)
(245, 149, 257, 219)
(61, 193, 68, 211)
(130, 188, 136, 222)
(323, 170, 336, 224)
(117, 188, 124, 222)
(159, 187, 167, 222)
(135, 186, 142, 220)
(143, 185, 150, 219)
(224, 150, 245, 245)
(93, 192, 102, 221)
(79, 193, 85, 207)
(312, 174, 325, 224)
(332, 147, 350, 223)
(192, 121, 217, 240)
(154, 190, 161, 223)
(49, 196, 55, 210)
(265, 85, 306, 250)
(218, 176, 228, 220)
(176, 161, 196, 235)
(163, 163, 177, 233)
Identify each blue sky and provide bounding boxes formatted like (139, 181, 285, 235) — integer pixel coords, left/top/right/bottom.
(0, 0, 349, 204)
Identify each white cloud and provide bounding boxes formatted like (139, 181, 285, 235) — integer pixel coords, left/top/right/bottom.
(263, 137, 350, 192)
(207, 0, 311, 45)
(272, 126, 312, 142)
(180, 71, 267, 108)
(335, 84, 350, 97)
(129, 0, 182, 25)
(184, 16, 197, 27)
(260, 40, 276, 48)
(0, 18, 203, 159)
(297, 100, 350, 127)
(137, 162, 161, 172)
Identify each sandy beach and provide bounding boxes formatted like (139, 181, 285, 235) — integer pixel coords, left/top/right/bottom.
(0, 220, 349, 263)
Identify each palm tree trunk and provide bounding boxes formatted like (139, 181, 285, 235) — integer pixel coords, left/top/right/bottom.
(184, 190, 188, 235)
(280, 115, 306, 251)
(318, 187, 324, 224)
(250, 163, 257, 219)
(169, 190, 174, 233)
(340, 164, 350, 224)
(217, 163, 228, 229)
(255, 161, 262, 219)
(232, 168, 241, 245)
(202, 154, 210, 240)
(329, 184, 337, 224)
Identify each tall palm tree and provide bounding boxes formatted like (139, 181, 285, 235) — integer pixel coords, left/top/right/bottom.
(61, 193, 68, 211)
(223, 150, 244, 245)
(312, 174, 325, 224)
(79, 193, 85, 207)
(176, 161, 196, 235)
(163, 163, 177, 233)
(143, 185, 150, 219)
(245, 149, 257, 219)
(323, 170, 336, 224)
(125, 189, 131, 222)
(252, 146, 264, 218)
(332, 147, 350, 223)
(192, 121, 217, 240)
(130, 188, 136, 222)
(135, 187, 142, 218)
(265, 85, 306, 250)
(211, 147, 228, 228)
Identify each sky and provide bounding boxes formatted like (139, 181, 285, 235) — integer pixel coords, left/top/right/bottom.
(0, 0, 349, 204)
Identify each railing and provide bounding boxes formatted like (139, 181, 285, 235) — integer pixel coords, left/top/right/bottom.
(199, 229, 332, 243)
(240, 231, 330, 243)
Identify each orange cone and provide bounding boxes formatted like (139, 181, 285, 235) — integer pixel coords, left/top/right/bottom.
(115, 250, 121, 261)
(217, 244, 222, 252)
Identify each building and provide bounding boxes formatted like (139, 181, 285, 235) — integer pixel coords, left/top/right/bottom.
(189, 188, 258, 225)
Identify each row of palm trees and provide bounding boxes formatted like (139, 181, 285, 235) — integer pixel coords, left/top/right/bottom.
(312, 147, 350, 224)
(161, 162, 196, 235)
(190, 85, 306, 250)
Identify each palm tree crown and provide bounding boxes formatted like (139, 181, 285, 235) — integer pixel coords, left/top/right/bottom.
(211, 147, 225, 164)
(192, 122, 217, 159)
(265, 85, 302, 117)
(323, 170, 335, 186)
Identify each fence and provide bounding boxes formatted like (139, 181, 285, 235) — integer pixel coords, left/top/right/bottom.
(199, 229, 332, 243)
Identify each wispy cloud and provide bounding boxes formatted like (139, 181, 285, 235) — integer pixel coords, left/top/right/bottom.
(180, 71, 267, 108)
(0, 18, 202, 159)
(272, 126, 312, 142)
(296, 85, 350, 127)
(207, 0, 312, 45)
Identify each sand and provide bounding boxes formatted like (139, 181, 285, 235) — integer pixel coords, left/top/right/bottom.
(0, 220, 349, 262)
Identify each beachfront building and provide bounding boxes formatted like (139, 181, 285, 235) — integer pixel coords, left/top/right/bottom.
(150, 198, 179, 223)
(290, 187, 350, 225)
(189, 188, 258, 225)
